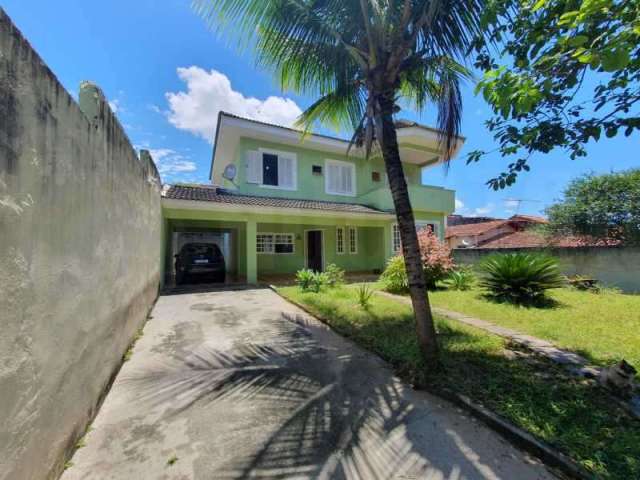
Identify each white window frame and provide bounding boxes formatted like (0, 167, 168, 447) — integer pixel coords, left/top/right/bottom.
(256, 233, 295, 255)
(255, 148, 298, 191)
(392, 222, 439, 253)
(325, 159, 356, 197)
(416, 221, 439, 237)
(348, 227, 358, 254)
(392, 224, 402, 253)
(336, 227, 345, 255)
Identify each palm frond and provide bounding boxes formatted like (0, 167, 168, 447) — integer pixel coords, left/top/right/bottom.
(400, 55, 471, 163)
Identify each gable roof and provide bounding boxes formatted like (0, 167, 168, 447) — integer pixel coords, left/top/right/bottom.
(162, 184, 390, 216)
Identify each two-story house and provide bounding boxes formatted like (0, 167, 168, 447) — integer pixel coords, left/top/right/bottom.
(161, 112, 463, 284)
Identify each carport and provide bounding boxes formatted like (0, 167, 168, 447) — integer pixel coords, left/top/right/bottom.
(162, 218, 248, 286)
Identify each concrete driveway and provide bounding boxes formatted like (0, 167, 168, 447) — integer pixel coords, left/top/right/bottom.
(62, 288, 554, 480)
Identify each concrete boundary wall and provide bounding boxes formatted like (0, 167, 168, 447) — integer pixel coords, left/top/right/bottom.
(454, 246, 640, 293)
(0, 9, 162, 479)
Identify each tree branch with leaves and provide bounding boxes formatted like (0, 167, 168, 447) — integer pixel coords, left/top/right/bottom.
(468, 0, 640, 189)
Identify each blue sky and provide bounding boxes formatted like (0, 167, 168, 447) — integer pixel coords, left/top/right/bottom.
(4, 0, 637, 218)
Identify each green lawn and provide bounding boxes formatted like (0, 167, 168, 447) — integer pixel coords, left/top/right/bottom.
(427, 288, 640, 368)
(278, 285, 640, 480)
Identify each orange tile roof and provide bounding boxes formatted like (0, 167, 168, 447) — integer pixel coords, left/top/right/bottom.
(477, 230, 621, 249)
(445, 220, 508, 239)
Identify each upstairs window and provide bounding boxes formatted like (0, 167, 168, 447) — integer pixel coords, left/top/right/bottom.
(246, 150, 297, 190)
(325, 159, 356, 196)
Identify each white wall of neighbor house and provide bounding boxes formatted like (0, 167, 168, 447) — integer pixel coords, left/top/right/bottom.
(454, 246, 640, 293)
(0, 10, 162, 480)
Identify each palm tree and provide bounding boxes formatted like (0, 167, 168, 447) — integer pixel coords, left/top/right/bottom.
(195, 0, 483, 371)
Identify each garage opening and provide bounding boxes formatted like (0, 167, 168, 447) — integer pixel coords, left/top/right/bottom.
(167, 227, 240, 287)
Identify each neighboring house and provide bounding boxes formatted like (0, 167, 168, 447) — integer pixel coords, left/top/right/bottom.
(161, 112, 463, 283)
(445, 215, 549, 249)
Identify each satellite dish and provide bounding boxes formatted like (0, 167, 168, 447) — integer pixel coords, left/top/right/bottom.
(222, 164, 237, 182)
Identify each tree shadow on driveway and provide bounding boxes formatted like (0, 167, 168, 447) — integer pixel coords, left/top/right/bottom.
(112, 295, 550, 480)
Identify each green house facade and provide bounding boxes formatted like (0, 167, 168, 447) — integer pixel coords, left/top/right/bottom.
(161, 112, 463, 284)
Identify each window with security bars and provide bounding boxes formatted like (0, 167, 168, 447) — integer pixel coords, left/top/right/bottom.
(257, 233, 294, 254)
(393, 224, 401, 253)
(336, 227, 345, 254)
(393, 222, 438, 253)
(348, 227, 357, 254)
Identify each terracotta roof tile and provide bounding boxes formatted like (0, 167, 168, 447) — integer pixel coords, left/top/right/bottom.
(476, 230, 620, 249)
(445, 220, 508, 238)
(162, 184, 389, 215)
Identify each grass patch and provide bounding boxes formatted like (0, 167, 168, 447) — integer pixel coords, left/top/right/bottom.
(426, 287, 640, 368)
(278, 285, 640, 480)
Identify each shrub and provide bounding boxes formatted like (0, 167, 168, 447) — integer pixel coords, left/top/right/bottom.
(479, 253, 565, 305)
(310, 272, 328, 292)
(296, 269, 328, 292)
(324, 263, 345, 287)
(380, 255, 409, 293)
(357, 283, 374, 309)
(443, 267, 476, 291)
(380, 232, 455, 292)
(417, 229, 455, 288)
(296, 269, 315, 291)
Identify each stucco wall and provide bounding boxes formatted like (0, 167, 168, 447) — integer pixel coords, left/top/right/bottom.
(454, 247, 640, 293)
(0, 10, 162, 480)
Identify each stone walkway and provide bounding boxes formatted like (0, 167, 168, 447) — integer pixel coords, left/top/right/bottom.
(376, 290, 640, 418)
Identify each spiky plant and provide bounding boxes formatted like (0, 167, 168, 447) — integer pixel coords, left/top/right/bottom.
(443, 267, 476, 291)
(479, 253, 565, 305)
(194, 0, 485, 369)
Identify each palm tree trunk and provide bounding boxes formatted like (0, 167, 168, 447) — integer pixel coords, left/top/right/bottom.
(377, 94, 440, 370)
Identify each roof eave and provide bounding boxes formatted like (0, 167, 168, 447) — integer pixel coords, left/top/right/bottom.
(162, 197, 395, 220)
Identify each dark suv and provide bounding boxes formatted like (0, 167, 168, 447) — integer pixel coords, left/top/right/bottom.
(175, 243, 226, 284)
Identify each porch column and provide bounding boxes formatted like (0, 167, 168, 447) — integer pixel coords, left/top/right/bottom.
(383, 222, 393, 263)
(246, 220, 257, 284)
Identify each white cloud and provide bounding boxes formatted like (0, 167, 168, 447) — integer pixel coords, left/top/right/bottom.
(504, 199, 519, 214)
(454, 198, 465, 212)
(165, 67, 303, 143)
(141, 147, 198, 179)
(108, 99, 120, 113)
(471, 203, 495, 217)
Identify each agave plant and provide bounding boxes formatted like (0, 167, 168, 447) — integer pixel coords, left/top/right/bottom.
(357, 283, 374, 309)
(479, 253, 565, 305)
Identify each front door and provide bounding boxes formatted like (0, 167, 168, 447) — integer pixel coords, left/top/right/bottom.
(306, 230, 323, 272)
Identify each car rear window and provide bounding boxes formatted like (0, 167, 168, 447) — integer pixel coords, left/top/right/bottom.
(183, 244, 223, 260)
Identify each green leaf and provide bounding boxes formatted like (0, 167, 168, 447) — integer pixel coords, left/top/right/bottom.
(601, 49, 630, 72)
(558, 11, 579, 26)
(577, 52, 593, 64)
(568, 35, 588, 47)
(532, 0, 548, 12)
